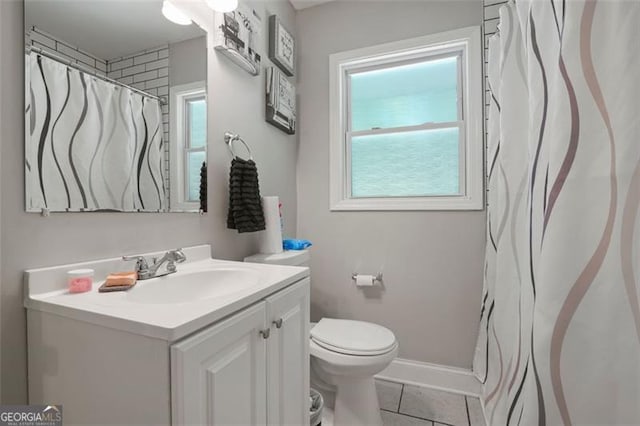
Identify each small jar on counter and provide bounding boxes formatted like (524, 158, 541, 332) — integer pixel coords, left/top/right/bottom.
(67, 269, 94, 293)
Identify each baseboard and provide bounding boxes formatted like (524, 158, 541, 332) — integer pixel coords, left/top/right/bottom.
(375, 358, 481, 397)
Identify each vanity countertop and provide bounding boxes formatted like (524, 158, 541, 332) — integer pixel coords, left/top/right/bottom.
(24, 245, 309, 342)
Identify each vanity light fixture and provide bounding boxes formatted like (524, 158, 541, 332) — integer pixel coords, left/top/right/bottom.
(162, 0, 192, 25)
(206, 0, 238, 13)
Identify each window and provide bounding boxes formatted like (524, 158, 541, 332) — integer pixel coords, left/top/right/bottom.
(170, 82, 207, 211)
(329, 26, 483, 210)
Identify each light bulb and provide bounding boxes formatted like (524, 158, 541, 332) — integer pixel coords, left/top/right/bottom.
(206, 0, 238, 13)
(162, 0, 192, 25)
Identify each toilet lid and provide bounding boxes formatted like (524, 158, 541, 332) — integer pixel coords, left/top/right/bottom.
(310, 318, 397, 356)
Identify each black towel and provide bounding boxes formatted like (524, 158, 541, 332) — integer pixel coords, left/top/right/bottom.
(227, 157, 266, 233)
(199, 161, 207, 213)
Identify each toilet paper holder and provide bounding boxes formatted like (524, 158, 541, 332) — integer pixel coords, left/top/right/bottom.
(351, 272, 383, 283)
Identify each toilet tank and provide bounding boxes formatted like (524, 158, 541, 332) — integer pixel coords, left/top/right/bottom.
(244, 250, 310, 267)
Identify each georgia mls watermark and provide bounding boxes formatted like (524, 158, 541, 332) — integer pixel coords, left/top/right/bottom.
(0, 405, 62, 426)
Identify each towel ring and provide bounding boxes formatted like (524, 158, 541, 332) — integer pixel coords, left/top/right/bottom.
(224, 132, 253, 161)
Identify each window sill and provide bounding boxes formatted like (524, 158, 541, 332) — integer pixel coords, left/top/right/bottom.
(330, 196, 484, 211)
(170, 200, 201, 212)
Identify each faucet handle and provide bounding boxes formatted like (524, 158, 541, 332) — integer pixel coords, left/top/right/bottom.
(122, 255, 149, 272)
(171, 248, 187, 263)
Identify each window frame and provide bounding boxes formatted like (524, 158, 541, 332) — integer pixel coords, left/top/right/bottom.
(169, 81, 207, 211)
(329, 26, 483, 211)
(183, 95, 207, 203)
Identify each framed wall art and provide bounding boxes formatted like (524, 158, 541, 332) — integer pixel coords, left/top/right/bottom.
(268, 15, 295, 76)
(214, 4, 262, 76)
(266, 67, 296, 135)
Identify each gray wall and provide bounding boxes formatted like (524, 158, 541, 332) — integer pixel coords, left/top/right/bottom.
(169, 36, 207, 87)
(206, 0, 298, 261)
(0, 0, 3, 404)
(0, 0, 297, 403)
(296, 0, 485, 368)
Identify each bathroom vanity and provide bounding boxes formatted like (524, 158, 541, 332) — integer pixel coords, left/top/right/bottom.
(24, 245, 310, 425)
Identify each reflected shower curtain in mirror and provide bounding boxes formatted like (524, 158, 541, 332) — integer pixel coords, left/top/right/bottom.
(26, 52, 166, 212)
(473, 1, 639, 424)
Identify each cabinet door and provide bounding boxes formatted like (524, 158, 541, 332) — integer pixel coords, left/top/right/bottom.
(265, 278, 310, 426)
(171, 302, 267, 426)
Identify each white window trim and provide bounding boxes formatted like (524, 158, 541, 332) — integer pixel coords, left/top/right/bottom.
(169, 81, 207, 212)
(329, 26, 483, 211)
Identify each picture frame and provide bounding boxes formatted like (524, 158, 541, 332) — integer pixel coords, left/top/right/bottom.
(266, 67, 296, 135)
(268, 15, 295, 77)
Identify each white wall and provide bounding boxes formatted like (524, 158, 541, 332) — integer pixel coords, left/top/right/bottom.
(27, 27, 108, 76)
(296, 0, 485, 369)
(0, 0, 297, 403)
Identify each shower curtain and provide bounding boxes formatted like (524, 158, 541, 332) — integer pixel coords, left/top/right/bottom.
(26, 52, 166, 212)
(473, 1, 640, 424)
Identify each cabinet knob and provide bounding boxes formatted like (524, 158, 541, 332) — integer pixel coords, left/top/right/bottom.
(259, 328, 271, 339)
(272, 318, 283, 329)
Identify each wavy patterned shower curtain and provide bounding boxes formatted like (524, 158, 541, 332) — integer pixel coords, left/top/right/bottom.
(473, 1, 640, 424)
(26, 52, 166, 212)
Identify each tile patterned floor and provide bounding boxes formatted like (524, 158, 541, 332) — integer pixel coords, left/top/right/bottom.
(376, 379, 486, 426)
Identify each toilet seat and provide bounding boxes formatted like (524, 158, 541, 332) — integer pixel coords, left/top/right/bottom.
(311, 318, 397, 356)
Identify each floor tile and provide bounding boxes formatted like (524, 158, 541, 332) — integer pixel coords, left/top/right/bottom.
(399, 385, 468, 426)
(466, 396, 486, 426)
(376, 379, 403, 412)
(381, 410, 434, 426)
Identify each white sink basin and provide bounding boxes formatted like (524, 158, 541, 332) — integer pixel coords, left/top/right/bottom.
(126, 268, 261, 304)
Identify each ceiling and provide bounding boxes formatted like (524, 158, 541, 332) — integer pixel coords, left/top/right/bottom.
(289, 0, 336, 10)
(25, 0, 205, 60)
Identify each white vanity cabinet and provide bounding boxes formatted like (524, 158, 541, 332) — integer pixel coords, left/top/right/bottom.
(25, 249, 310, 426)
(265, 280, 310, 425)
(171, 280, 309, 425)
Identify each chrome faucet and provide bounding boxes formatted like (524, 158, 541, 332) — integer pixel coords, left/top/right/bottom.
(123, 249, 187, 280)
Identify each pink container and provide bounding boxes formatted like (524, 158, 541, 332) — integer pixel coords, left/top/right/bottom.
(67, 269, 94, 293)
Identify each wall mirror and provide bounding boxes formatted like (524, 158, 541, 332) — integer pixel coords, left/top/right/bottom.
(25, 0, 208, 213)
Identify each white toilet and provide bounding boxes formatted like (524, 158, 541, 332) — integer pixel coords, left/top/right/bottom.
(245, 250, 398, 426)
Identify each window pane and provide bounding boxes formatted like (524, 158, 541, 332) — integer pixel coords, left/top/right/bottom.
(350, 56, 458, 131)
(188, 98, 207, 148)
(351, 127, 459, 197)
(187, 151, 206, 202)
